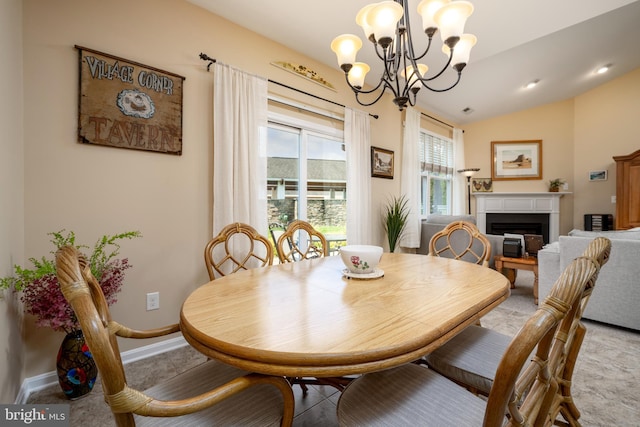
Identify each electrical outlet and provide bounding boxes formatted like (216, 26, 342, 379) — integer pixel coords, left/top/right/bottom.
(146, 292, 159, 311)
(611, 195, 616, 203)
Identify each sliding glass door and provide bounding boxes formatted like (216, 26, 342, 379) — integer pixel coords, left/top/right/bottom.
(267, 117, 346, 253)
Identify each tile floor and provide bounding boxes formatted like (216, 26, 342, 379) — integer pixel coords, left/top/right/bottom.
(26, 345, 342, 426)
(26, 270, 640, 426)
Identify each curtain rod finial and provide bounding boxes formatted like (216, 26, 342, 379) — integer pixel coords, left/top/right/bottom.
(199, 53, 216, 71)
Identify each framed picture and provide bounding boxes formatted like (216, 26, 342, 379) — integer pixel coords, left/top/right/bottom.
(371, 147, 394, 179)
(589, 170, 608, 181)
(491, 140, 542, 180)
(471, 178, 493, 192)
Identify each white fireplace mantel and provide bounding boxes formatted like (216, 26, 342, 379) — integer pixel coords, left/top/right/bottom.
(474, 192, 570, 242)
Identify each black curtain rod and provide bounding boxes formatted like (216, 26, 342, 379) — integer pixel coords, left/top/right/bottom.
(420, 111, 454, 129)
(199, 53, 378, 120)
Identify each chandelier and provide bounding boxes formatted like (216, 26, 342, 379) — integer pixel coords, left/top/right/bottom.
(330, 0, 476, 111)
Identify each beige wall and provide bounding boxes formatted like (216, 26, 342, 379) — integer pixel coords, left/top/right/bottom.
(8, 0, 639, 399)
(573, 68, 640, 228)
(463, 99, 576, 235)
(463, 67, 639, 235)
(17, 0, 406, 381)
(0, 0, 26, 403)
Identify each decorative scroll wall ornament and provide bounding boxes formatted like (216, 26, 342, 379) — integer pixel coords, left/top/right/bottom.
(271, 61, 335, 91)
(76, 46, 185, 155)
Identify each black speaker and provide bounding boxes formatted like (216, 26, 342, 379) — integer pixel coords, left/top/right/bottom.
(584, 214, 613, 231)
(503, 238, 522, 258)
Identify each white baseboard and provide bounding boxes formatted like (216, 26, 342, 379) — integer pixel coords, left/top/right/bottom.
(17, 336, 188, 404)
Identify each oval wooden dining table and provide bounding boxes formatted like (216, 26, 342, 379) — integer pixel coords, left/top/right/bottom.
(180, 253, 510, 378)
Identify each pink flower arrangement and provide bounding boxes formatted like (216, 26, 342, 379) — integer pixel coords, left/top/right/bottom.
(20, 258, 131, 332)
(1, 230, 141, 333)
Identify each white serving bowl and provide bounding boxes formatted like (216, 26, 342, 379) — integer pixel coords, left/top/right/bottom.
(339, 245, 383, 274)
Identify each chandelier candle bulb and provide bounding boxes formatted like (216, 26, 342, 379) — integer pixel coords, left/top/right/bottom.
(348, 62, 371, 88)
(417, 0, 451, 34)
(402, 64, 429, 89)
(442, 34, 477, 70)
(367, 1, 404, 48)
(433, 1, 474, 45)
(356, 4, 378, 41)
(330, 34, 362, 70)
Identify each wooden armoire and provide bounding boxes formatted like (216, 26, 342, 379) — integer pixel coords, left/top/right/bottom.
(613, 149, 640, 230)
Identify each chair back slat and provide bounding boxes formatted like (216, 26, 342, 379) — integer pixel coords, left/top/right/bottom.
(204, 222, 273, 280)
(540, 236, 611, 425)
(485, 256, 600, 426)
(276, 220, 329, 263)
(429, 221, 492, 267)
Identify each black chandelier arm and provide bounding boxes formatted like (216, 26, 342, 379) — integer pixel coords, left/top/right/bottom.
(418, 71, 463, 93)
(420, 51, 455, 83)
(373, 41, 389, 62)
(400, 1, 435, 63)
(354, 86, 390, 107)
(344, 74, 399, 108)
(406, 35, 435, 62)
(342, 72, 387, 95)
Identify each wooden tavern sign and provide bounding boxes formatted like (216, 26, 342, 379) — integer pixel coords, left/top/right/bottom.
(76, 46, 185, 155)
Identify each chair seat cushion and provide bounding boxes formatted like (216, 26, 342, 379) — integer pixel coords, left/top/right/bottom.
(337, 363, 487, 426)
(136, 360, 285, 427)
(424, 325, 511, 395)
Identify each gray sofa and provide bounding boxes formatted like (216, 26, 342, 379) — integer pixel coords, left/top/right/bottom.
(538, 228, 640, 331)
(417, 215, 504, 268)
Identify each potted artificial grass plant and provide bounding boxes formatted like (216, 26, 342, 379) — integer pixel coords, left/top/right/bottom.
(383, 195, 409, 253)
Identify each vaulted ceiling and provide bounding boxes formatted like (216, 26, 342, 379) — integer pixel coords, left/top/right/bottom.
(188, 0, 640, 124)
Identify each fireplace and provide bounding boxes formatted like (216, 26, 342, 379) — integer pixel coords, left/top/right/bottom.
(473, 192, 569, 243)
(486, 213, 550, 244)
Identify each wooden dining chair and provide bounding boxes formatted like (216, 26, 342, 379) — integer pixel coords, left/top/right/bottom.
(428, 220, 492, 327)
(543, 236, 611, 426)
(423, 237, 610, 426)
(428, 220, 492, 267)
(55, 245, 294, 427)
(276, 219, 329, 263)
(204, 222, 273, 280)
(269, 222, 290, 262)
(337, 256, 600, 427)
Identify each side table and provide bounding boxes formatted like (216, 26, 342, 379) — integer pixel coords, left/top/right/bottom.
(495, 255, 539, 304)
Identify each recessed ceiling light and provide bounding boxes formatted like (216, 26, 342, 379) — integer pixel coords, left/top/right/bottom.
(525, 79, 540, 89)
(596, 64, 612, 74)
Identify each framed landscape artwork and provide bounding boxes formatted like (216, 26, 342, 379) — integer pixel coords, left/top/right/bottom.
(491, 140, 542, 180)
(371, 147, 394, 179)
(589, 170, 608, 181)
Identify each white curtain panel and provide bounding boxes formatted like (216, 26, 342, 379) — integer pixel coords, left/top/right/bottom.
(400, 107, 421, 248)
(452, 128, 466, 215)
(345, 108, 372, 245)
(212, 63, 268, 266)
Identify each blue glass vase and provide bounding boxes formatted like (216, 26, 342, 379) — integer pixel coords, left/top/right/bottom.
(56, 329, 98, 400)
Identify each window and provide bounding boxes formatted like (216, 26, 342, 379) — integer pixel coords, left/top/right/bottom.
(419, 130, 454, 216)
(266, 112, 346, 250)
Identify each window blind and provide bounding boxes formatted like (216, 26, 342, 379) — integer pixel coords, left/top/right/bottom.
(420, 132, 454, 175)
